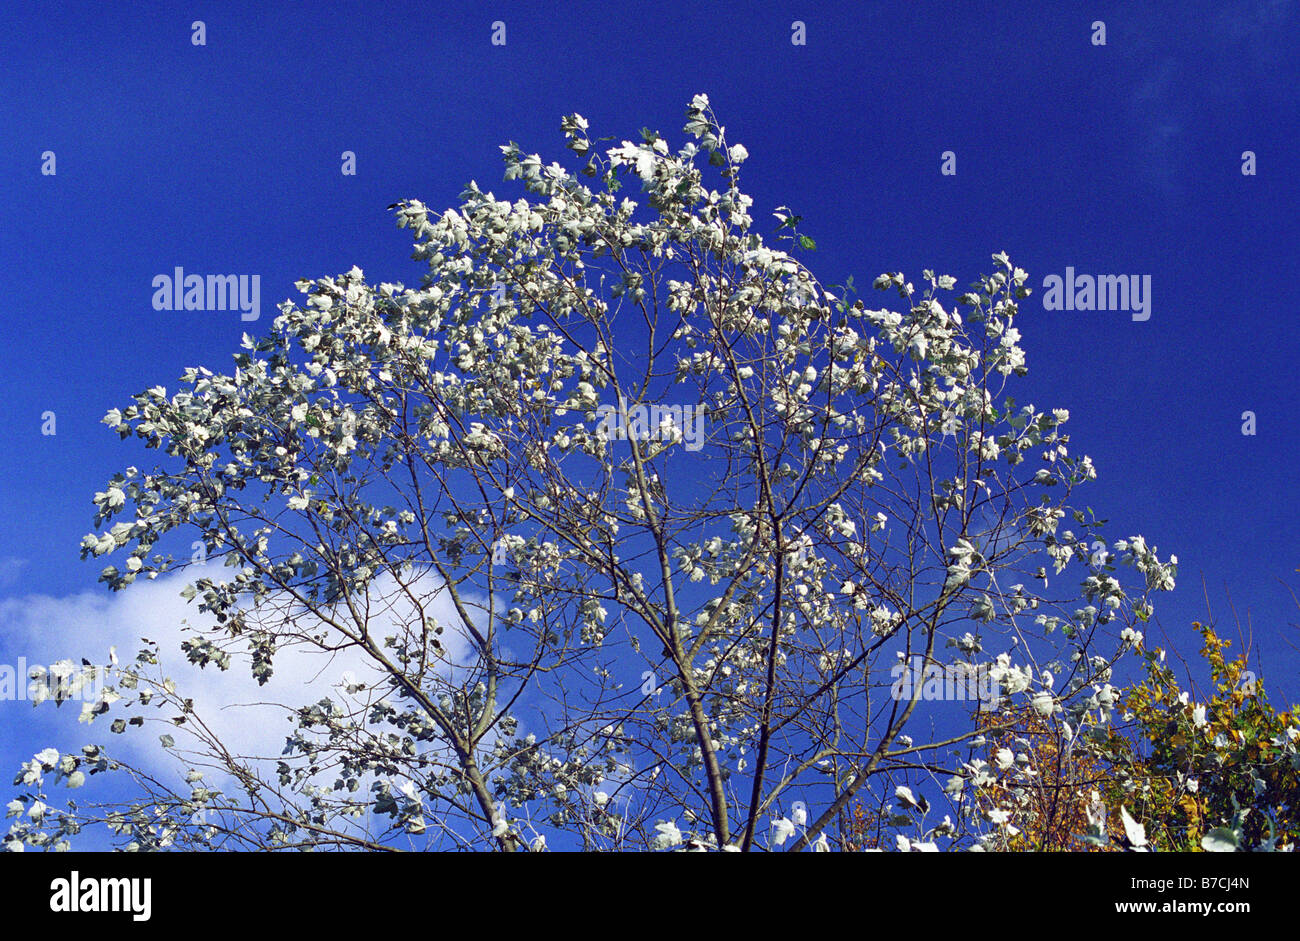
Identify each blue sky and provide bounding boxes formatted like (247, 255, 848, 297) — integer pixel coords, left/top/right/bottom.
(1, 1, 1297, 846)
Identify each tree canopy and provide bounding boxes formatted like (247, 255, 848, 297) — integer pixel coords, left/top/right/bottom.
(8, 96, 1194, 852)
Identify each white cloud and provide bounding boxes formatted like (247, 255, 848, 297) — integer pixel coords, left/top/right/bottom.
(0, 567, 481, 816)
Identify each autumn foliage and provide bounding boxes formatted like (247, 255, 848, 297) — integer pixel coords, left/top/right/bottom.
(972, 621, 1298, 851)
(841, 612, 1300, 852)
(1085, 623, 1299, 851)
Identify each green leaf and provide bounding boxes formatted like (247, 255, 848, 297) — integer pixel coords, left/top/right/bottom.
(799, 235, 816, 251)
(1201, 828, 1239, 852)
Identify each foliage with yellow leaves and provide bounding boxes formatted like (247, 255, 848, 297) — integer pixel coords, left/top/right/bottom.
(1083, 622, 1299, 851)
(965, 621, 1298, 851)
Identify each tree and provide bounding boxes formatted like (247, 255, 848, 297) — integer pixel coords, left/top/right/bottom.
(1081, 620, 1299, 851)
(7, 95, 1179, 852)
(952, 594, 1300, 853)
(968, 699, 1117, 851)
